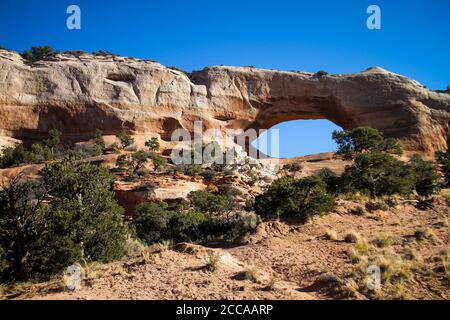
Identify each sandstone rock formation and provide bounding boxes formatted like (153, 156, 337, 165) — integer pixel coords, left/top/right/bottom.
(0, 49, 448, 154)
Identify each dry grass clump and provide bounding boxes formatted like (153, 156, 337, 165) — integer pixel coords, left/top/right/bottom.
(123, 237, 147, 259)
(351, 206, 367, 216)
(344, 230, 362, 243)
(265, 276, 278, 291)
(150, 239, 172, 253)
(372, 251, 413, 283)
(325, 228, 338, 241)
(414, 228, 443, 245)
(316, 273, 359, 298)
(365, 200, 389, 212)
(354, 239, 370, 255)
(341, 192, 370, 202)
(347, 247, 363, 263)
(244, 267, 260, 283)
(435, 218, 449, 228)
(205, 253, 220, 272)
(434, 248, 450, 279)
(372, 234, 398, 248)
(394, 283, 412, 300)
(403, 247, 424, 264)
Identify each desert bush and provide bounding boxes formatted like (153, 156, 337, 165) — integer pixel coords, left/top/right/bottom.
(283, 162, 303, 173)
(149, 152, 168, 172)
(178, 164, 204, 176)
(133, 202, 209, 245)
(123, 237, 147, 259)
(325, 229, 338, 241)
(92, 50, 116, 57)
(244, 267, 260, 283)
(89, 129, 106, 156)
(253, 176, 335, 223)
(351, 206, 367, 216)
(408, 155, 441, 197)
(341, 151, 415, 197)
(316, 168, 342, 195)
(145, 137, 160, 153)
(365, 200, 389, 212)
(188, 190, 230, 216)
(21, 46, 58, 62)
(344, 230, 362, 243)
(0, 159, 128, 281)
(0, 130, 63, 168)
(372, 234, 396, 248)
(116, 130, 134, 149)
(0, 246, 7, 274)
(414, 228, 442, 244)
(133, 202, 176, 245)
(315, 70, 329, 77)
(435, 149, 450, 187)
(332, 127, 402, 160)
(134, 192, 258, 246)
(205, 253, 220, 272)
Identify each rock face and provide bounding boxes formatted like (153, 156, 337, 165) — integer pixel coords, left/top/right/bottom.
(0, 49, 448, 154)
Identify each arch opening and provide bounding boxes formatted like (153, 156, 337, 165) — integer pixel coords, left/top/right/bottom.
(252, 119, 343, 158)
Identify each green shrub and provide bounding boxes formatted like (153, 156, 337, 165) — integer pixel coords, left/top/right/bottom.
(332, 127, 402, 160)
(90, 129, 106, 156)
(0, 246, 7, 274)
(116, 130, 134, 149)
(0, 159, 128, 281)
(21, 46, 58, 62)
(181, 164, 204, 176)
(149, 152, 167, 172)
(315, 70, 329, 77)
(316, 168, 342, 195)
(145, 137, 160, 153)
(134, 194, 258, 246)
(133, 202, 176, 245)
(188, 190, 229, 216)
(408, 154, 441, 197)
(342, 151, 415, 197)
(254, 176, 335, 223)
(0, 129, 63, 168)
(436, 149, 450, 187)
(283, 162, 303, 173)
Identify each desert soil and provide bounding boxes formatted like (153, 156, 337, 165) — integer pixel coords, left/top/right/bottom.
(5, 194, 449, 300)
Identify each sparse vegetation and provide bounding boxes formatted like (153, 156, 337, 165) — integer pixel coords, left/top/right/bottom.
(244, 267, 260, 283)
(145, 137, 160, 153)
(325, 229, 338, 241)
(254, 176, 335, 222)
(116, 130, 135, 150)
(333, 127, 402, 160)
(133, 187, 258, 246)
(21, 46, 58, 62)
(436, 149, 450, 187)
(90, 129, 106, 156)
(315, 70, 329, 77)
(344, 230, 362, 243)
(205, 253, 220, 272)
(0, 157, 129, 282)
(0, 129, 63, 168)
(283, 162, 302, 173)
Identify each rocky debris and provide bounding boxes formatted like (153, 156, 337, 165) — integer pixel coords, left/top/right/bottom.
(0, 49, 448, 154)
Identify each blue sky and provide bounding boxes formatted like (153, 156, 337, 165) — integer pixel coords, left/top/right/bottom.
(1, 0, 449, 157)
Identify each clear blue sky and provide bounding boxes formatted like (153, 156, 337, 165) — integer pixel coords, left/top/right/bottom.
(1, 0, 449, 157)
